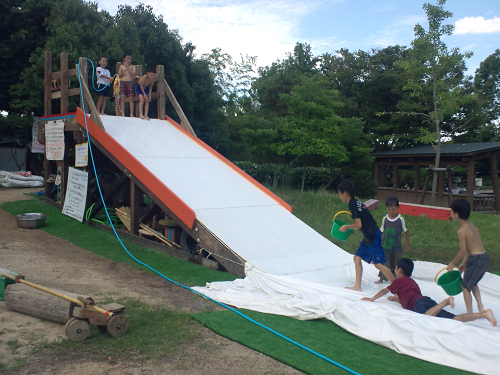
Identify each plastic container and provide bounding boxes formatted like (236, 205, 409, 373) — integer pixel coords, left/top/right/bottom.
(435, 269, 463, 296)
(331, 211, 353, 241)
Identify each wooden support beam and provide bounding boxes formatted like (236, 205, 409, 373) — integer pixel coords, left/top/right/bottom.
(77, 60, 105, 131)
(490, 155, 500, 214)
(164, 78, 196, 136)
(60, 53, 69, 113)
(86, 173, 128, 221)
(392, 165, 399, 194)
(414, 164, 420, 203)
(140, 202, 162, 225)
(44, 51, 52, 116)
(157, 65, 165, 120)
(130, 181, 141, 236)
(467, 160, 475, 208)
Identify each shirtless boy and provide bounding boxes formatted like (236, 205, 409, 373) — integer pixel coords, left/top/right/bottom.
(136, 66, 156, 120)
(447, 199, 490, 314)
(118, 52, 137, 117)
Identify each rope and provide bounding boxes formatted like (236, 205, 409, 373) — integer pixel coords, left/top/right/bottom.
(76, 60, 360, 375)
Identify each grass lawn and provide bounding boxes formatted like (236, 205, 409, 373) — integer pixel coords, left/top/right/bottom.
(2, 189, 493, 374)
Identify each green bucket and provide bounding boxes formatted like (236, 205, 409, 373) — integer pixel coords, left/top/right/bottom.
(331, 211, 353, 241)
(437, 270, 463, 296)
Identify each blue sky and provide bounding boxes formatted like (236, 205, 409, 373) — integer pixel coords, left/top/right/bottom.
(97, 0, 500, 75)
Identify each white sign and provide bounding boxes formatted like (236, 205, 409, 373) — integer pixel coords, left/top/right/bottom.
(31, 117, 45, 153)
(45, 120, 65, 160)
(75, 143, 88, 167)
(62, 167, 88, 222)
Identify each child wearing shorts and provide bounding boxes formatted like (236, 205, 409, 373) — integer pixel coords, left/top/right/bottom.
(447, 199, 490, 313)
(337, 180, 395, 291)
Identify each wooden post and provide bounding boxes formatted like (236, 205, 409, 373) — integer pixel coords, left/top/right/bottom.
(60, 53, 69, 113)
(447, 166, 452, 207)
(392, 165, 399, 195)
(414, 164, 420, 203)
(79, 57, 89, 114)
(438, 170, 445, 204)
(44, 51, 52, 116)
(467, 160, 475, 209)
(157, 65, 165, 119)
(44, 52, 52, 200)
(490, 154, 500, 214)
(420, 166, 432, 205)
(164, 78, 196, 136)
(77, 62, 105, 131)
(130, 181, 141, 235)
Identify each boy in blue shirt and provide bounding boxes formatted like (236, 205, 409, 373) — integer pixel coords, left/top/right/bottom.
(338, 180, 395, 291)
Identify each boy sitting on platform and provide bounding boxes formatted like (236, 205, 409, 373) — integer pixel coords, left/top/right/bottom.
(362, 258, 496, 326)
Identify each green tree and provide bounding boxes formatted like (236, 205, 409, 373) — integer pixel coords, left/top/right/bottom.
(393, 0, 472, 205)
(271, 76, 348, 191)
(253, 42, 319, 117)
(0, 0, 53, 113)
(201, 47, 257, 116)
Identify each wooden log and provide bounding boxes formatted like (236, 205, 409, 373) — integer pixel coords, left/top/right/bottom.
(4, 283, 91, 325)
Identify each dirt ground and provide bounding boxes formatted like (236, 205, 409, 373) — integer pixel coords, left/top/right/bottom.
(0, 188, 303, 375)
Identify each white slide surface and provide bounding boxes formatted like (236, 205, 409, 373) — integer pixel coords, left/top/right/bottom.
(100, 116, 500, 374)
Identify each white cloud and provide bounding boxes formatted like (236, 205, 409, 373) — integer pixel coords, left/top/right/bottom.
(127, 0, 321, 66)
(365, 15, 423, 50)
(455, 17, 500, 35)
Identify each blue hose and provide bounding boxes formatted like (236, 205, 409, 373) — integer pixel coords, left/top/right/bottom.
(77, 60, 360, 375)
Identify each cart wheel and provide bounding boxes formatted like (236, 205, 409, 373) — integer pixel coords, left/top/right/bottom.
(65, 318, 90, 342)
(107, 315, 128, 337)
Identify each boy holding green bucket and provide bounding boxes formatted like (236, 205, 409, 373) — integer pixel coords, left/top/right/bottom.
(362, 258, 497, 326)
(447, 199, 490, 314)
(338, 180, 395, 291)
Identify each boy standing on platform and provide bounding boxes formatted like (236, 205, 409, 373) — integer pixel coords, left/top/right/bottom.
(337, 180, 395, 291)
(136, 66, 156, 120)
(95, 56, 113, 115)
(447, 199, 490, 314)
(375, 197, 409, 284)
(118, 52, 136, 117)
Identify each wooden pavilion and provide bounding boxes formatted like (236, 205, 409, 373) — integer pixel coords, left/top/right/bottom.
(371, 142, 500, 214)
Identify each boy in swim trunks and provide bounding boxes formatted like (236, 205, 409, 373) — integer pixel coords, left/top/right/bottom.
(338, 180, 395, 291)
(362, 258, 496, 326)
(447, 199, 490, 314)
(136, 66, 156, 120)
(118, 52, 136, 117)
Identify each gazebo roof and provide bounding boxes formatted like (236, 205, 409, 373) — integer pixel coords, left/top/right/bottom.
(371, 142, 500, 158)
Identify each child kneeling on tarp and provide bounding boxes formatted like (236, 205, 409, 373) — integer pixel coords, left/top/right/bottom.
(361, 258, 497, 326)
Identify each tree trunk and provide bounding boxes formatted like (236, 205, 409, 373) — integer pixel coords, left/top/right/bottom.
(301, 167, 306, 192)
(4, 283, 90, 325)
(430, 74, 440, 206)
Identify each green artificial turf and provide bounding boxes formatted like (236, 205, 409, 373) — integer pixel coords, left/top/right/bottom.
(1, 198, 236, 286)
(192, 310, 473, 375)
(0, 195, 481, 374)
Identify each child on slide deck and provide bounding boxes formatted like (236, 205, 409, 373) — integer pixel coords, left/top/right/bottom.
(361, 258, 496, 326)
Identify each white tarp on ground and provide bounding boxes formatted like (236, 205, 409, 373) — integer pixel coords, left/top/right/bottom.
(95, 116, 500, 374)
(194, 261, 500, 375)
(0, 171, 43, 188)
